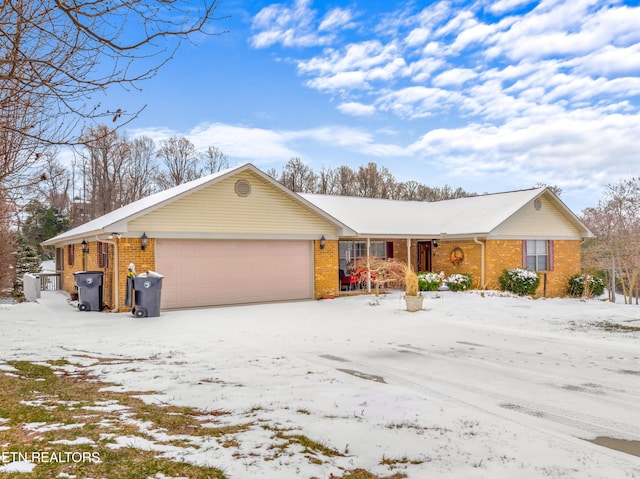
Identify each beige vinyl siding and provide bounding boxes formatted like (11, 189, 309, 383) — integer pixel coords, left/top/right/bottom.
(491, 196, 582, 238)
(129, 171, 337, 236)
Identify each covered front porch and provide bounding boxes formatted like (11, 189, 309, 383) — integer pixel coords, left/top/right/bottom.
(337, 237, 437, 294)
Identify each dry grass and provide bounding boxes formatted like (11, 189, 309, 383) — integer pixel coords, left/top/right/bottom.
(0, 360, 229, 478)
(0, 359, 403, 479)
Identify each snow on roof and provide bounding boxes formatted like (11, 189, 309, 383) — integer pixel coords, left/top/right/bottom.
(300, 187, 556, 237)
(44, 161, 591, 246)
(43, 164, 249, 245)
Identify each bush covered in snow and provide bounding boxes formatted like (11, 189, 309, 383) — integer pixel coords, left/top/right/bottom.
(499, 268, 540, 296)
(567, 273, 605, 298)
(418, 272, 443, 291)
(446, 273, 472, 292)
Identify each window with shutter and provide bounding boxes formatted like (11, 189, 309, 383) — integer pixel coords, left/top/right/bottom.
(523, 240, 553, 271)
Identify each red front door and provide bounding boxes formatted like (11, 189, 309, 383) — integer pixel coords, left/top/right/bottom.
(417, 241, 432, 272)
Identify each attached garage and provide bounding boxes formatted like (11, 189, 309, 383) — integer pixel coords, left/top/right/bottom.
(42, 164, 353, 311)
(156, 239, 313, 308)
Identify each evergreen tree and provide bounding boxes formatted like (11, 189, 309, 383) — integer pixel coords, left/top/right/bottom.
(13, 236, 42, 295)
(21, 200, 69, 259)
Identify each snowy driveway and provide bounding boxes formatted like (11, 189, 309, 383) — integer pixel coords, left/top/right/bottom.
(1, 290, 640, 478)
(313, 309, 640, 447)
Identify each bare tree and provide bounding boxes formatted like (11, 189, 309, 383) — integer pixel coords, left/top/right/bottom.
(0, 0, 226, 237)
(316, 165, 337, 195)
(124, 136, 158, 203)
(265, 168, 279, 180)
(202, 145, 229, 175)
(0, 190, 16, 292)
(333, 165, 356, 196)
(34, 151, 70, 214)
(354, 162, 396, 199)
(582, 177, 640, 304)
(279, 157, 317, 193)
(0, 1, 226, 147)
(536, 183, 563, 196)
(156, 136, 201, 189)
(80, 125, 131, 219)
(397, 180, 422, 200)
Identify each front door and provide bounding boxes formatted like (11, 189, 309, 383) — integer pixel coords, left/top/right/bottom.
(417, 241, 432, 272)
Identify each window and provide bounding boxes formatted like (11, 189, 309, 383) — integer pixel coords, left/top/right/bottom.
(524, 240, 553, 271)
(339, 241, 389, 273)
(67, 244, 75, 266)
(97, 242, 108, 268)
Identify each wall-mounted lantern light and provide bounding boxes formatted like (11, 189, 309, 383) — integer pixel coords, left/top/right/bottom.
(319, 235, 326, 250)
(432, 239, 439, 249)
(141, 232, 148, 251)
(81, 239, 88, 254)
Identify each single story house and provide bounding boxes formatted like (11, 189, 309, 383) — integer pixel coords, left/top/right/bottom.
(43, 163, 594, 311)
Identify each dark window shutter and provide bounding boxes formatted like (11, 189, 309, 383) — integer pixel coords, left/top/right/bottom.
(548, 240, 554, 271)
(522, 240, 527, 268)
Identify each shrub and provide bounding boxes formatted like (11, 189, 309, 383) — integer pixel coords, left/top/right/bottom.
(567, 273, 605, 298)
(418, 272, 443, 291)
(499, 268, 540, 296)
(446, 273, 472, 292)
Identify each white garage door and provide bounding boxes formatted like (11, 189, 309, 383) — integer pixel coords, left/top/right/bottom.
(155, 239, 313, 309)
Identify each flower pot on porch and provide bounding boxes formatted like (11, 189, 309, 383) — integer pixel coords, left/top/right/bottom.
(404, 294, 424, 312)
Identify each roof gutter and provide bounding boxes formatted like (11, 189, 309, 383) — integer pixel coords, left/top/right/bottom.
(473, 236, 486, 289)
(96, 235, 119, 313)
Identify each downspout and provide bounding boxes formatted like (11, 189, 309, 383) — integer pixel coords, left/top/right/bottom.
(473, 236, 485, 289)
(96, 235, 119, 313)
(366, 237, 371, 293)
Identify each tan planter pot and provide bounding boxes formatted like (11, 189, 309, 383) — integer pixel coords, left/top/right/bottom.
(404, 294, 424, 312)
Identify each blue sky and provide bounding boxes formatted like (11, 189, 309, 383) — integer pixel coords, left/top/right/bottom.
(107, 0, 640, 213)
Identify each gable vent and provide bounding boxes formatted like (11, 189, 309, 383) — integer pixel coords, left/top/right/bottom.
(235, 179, 251, 197)
(534, 198, 542, 210)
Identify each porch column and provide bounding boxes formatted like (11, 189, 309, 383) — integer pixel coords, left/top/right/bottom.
(366, 238, 371, 292)
(406, 238, 411, 268)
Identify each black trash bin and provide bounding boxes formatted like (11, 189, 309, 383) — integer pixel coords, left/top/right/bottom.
(132, 272, 163, 318)
(73, 271, 104, 312)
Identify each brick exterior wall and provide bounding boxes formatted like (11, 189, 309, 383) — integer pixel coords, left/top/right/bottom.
(484, 239, 581, 297)
(61, 236, 580, 309)
(61, 238, 156, 311)
(339, 237, 581, 298)
(61, 241, 114, 309)
(314, 239, 339, 298)
(116, 238, 156, 312)
(432, 240, 484, 289)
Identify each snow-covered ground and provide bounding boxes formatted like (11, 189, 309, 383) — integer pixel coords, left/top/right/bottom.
(1, 289, 640, 478)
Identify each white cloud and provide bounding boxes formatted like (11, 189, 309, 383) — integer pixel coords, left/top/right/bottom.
(239, 0, 640, 210)
(573, 44, 640, 77)
(408, 108, 640, 193)
(298, 40, 407, 91)
(187, 123, 299, 161)
(305, 71, 368, 91)
(337, 102, 376, 116)
(250, 0, 354, 48)
(489, 0, 537, 15)
(129, 122, 406, 163)
(432, 67, 476, 87)
(377, 87, 463, 119)
(319, 7, 355, 32)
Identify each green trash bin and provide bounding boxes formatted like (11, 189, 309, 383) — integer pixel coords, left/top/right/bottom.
(73, 271, 104, 312)
(132, 272, 163, 318)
